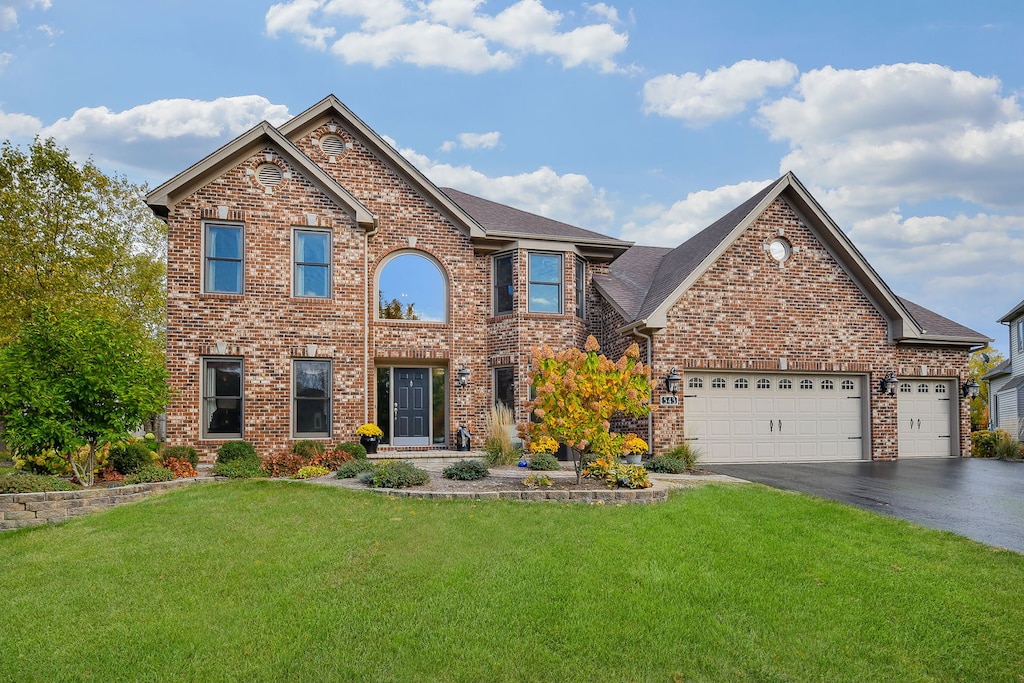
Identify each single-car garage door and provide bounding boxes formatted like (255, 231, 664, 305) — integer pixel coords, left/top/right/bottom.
(897, 379, 956, 457)
(683, 372, 866, 463)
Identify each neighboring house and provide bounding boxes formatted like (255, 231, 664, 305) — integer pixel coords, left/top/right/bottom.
(983, 300, 1024, 437)
(146, 95, 990, 465)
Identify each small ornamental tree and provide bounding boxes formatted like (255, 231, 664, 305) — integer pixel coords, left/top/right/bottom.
(522, 336, 652, 483)
(0, 306, 169, 486)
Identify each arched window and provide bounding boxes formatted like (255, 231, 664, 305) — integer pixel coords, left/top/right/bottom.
(688, 377, 703, 389)
(377, 251, 448, 322)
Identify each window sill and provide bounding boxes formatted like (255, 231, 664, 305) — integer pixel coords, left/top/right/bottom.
(200, 292, 244, 301)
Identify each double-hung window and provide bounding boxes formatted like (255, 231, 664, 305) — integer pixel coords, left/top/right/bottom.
(528, 252, 562, 313)
(493, 254, 513, 315)
(202, 358, 243, 439)
(294, 229, 332, 298)
(204, 223, 243, 294)
(294, 360, 331, 437)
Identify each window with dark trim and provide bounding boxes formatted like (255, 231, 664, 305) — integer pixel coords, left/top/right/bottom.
(493, 254, 513, 315)
(294, 229, 331, 298)
(575, 258, 586, 319)
(494, 366, 515, 411)
(294, 360, 331, 437)
(204, 223, 243, 294)
(202, 358, 243, 438)
(528, 252, 562, 313)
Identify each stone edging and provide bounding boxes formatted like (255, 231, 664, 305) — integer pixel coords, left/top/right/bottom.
(359, 486, 670, 504)
(0, 477, 217, 531)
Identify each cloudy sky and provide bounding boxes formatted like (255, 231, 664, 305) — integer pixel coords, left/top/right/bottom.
(2, 0, 1023, 351)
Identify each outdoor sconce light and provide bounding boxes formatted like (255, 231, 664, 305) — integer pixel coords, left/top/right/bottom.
(962, 378, 980, 399)
(879, 371, 898, 396)
(457, 366, 471, 387)
(665, 367, 682, 395)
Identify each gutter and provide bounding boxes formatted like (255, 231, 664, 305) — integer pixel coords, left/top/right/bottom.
(630, 328, 655, 452)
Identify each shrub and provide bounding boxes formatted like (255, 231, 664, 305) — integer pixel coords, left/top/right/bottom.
(370, 460, 429, 488)
(292, 440, 326, 459)
(663, 443, 700, 470)
(973, 430, 1024, 461)
(443, 459, 489, 480)
(354, 470, 376, 486)
(96, 466, 124, 483)
(483, 403, 518, 466)
(528, 452, 561, 471)
(211, 459, 268, 479)
(523, 473, 553, 488)
(161, 457, 197, 479)
(644, 455, 690, 474)
(528, 435, 559, 455)
(581, 456, 651, 489)
(336, 459, 377, 479)
(162, 445, 199, 467)
(109, 441, 156, 475)
(335, 441, 368, 460)
(294, 465, 331, 479)
(124, 465, 175, 484)
(261, 452, 307, 478)
(310, 449, 353, 470)
(0, 472, 79, 493)
(216, 441, 259, 466)
(12, 448, 70, 476)
(994, 433, 1024, 461)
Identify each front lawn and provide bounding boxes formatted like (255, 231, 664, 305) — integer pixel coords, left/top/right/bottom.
(1, 481, 1021, 682)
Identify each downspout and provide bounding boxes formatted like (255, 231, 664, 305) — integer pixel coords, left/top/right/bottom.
(631, 328, 654, 450)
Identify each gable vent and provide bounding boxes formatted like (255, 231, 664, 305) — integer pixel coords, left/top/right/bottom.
(321, 134, 345, 157)
(256, 163, 283, 188)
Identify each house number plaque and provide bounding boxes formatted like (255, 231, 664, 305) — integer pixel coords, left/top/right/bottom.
(659, 395, 679, 406)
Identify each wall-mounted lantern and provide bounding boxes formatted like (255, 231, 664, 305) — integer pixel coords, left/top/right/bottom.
(665, 367, 682, 395)
(879, 371, 898, 396)
(457, 366, 471, 387)
(962, 378, 980, 399)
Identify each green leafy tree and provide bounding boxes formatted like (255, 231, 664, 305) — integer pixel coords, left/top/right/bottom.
(0, 137, 166, 344)
(523, 336, 652, 483)
(969, 346, 1006, 430)
(378, 293, 420, 320)
(0, 307, 169, 486)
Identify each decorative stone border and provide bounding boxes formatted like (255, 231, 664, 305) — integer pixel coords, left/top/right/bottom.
(0, 477, 216, 531)
(363, 486, 670, 504)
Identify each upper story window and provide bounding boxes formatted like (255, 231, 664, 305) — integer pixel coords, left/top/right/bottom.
(377, 251, 447, 322)
(575, 258, 586, 319)
(294, 229, 331, 298)
(493, 254, 513, 315)
(528, 252, 562, 314)
(1018, 320, 1023, 352)
(204, 223, 243, 294)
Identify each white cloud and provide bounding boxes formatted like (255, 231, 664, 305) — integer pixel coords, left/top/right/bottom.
(757, 63, 1024, 221)
(266, 0, 629, 73)
(398, 143, 615, 231)
(0, 0, 51, 31)
(0, 107, 42, 138)
(621, 179, 773, 246)
(643, 59, 799, 125)
(458, 131, 501, 149)
(0, 7, 15, 30)
(0, 51, 13, 72)
(34, 96, 292, 180)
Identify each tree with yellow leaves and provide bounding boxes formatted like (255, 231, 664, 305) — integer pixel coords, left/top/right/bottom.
(522, 335, 651, 483)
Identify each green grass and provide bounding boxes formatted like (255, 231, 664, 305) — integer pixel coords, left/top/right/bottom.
(1, 481, 1022, 682)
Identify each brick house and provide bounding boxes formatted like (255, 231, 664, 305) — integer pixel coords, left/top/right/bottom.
(147, 95, 989, 464)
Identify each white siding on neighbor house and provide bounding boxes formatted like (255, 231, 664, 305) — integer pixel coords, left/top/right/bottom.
(989, 375, 1013, 431)
(1012, 314, 1024, 377)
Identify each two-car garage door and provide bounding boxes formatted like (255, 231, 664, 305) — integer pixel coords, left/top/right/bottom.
(683, 372, 865, 463)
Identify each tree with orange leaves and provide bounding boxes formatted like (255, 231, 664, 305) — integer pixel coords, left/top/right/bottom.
(522, 335, 651, 483)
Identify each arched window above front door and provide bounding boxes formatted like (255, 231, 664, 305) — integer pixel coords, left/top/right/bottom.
(377, 251, 448, 322)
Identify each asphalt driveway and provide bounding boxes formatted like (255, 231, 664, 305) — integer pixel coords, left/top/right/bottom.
(708, 458, 1024, 553)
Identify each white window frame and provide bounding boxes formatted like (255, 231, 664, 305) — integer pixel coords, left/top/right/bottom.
(292, 228, 333, 299)
(201, 357, 243, 440)
(202, 222, 244, 294)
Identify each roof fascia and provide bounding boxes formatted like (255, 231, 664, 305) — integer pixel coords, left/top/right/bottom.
(278, 95, 487, 239)
(998, 299, 1024, 323)
(146, 122, 376, 229)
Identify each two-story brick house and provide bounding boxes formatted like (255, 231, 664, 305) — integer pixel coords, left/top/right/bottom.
(147, 95, 989, 464)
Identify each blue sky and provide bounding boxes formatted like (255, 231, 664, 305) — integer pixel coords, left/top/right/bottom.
(2, 0, 1023, 352)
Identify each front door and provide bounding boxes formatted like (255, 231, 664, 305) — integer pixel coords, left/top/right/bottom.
(393, 368, 431, 446)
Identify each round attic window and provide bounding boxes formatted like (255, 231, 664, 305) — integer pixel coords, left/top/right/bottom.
(768, 237, 792, 263)
(256, 163, 283, 188)
(321, 134, 345, 157)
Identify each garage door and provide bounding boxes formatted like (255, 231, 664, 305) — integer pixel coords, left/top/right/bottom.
(683, 372, 865, 463)
(897, 380, 955, 457)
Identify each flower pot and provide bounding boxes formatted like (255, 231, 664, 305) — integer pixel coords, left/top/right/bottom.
(625, 453, 643, 465)
(360, 436, 379, 454)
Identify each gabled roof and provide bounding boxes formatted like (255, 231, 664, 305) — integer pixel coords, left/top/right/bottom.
(146, 121, 376, 227)
(600, 172, 990, 347)
(998, 298, 1024, 323)
(982, 359, 1011, 381)
(277, 95, 487, 239)
(441, 188, 632, 252)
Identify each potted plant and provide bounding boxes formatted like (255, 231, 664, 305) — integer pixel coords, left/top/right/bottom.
(622, 434, 649, 465)
(356, 423, 384, 454)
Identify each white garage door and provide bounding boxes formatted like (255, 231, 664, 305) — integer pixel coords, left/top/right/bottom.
(897, 380, 955, 457)
(683, 372, 865, 464)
